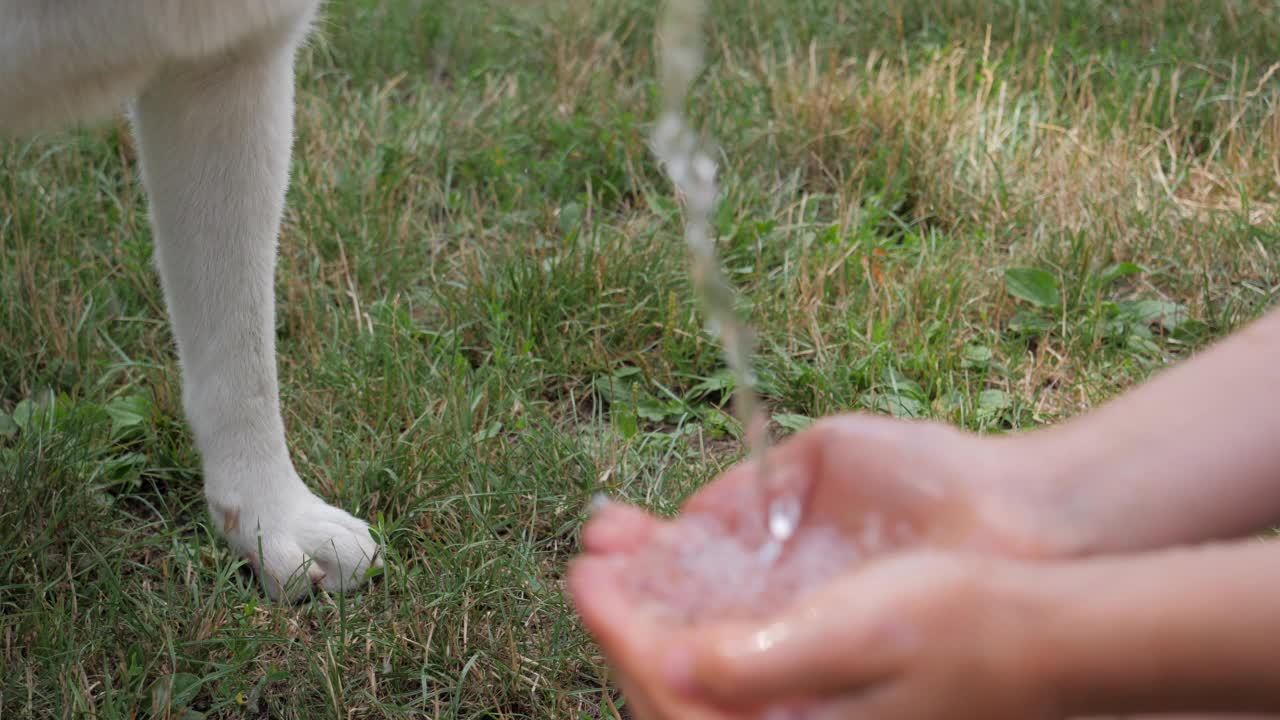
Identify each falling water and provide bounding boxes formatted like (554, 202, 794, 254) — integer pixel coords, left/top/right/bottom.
(650, 0, 801, 555)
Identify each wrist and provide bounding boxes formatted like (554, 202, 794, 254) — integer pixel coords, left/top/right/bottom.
(1015, 541, 1280, 716)
(994, 415, 1268, 558)
(962, 428, 1102, 561)
(1003, 559, 1097, 717)
(977, 558, 1070, 717)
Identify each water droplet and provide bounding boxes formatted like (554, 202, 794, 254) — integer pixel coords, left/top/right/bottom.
(768, 494, 801, 542)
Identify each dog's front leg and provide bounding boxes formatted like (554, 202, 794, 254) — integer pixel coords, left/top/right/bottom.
(129, 26, 380, 601)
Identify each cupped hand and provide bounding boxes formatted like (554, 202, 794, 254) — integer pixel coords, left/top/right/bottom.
(570, 508, 1047, 719)
(658, 549, 1051, 719)
(676, 412, 1062, 558)
(579, 412, 1071, 576)
(567, 412, 1065, 718)
(569, 413, 1266, 719)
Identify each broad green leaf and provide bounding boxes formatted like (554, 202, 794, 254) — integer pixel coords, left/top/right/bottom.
(880, 368, 926, 399)
(593, 371, 638, 407)
(961, 344, 992, 369)
(12, 399, 34, 429)
(1124, 299, 1188, 332)
(1004, 267, 1060, 308)
(1098, 261, 1146, 286)
(1127, 335, 1162, 356)
(101, 452, 148, 481)
(937, 389, 966, 413)
(614, 409, 638, 439)
(557, 202, 583, 235)
(106, 394, 152, 437)
(1170, 318, 1210, 344)
(686, 371, 734, 400)
(978, 389, 1010, 412)
(636, 397, 679, 422)
(151, 673, 202, 714)
(1008, 309, 1053, 334)
(772, 413, 814, 432)
(866, 393, 924, 418)
(701, 408, 736, 438)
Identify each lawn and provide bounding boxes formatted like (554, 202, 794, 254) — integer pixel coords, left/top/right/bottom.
(2, 0, 1279, 716)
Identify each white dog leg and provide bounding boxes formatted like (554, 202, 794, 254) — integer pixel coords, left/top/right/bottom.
(129, 24, 381, 601)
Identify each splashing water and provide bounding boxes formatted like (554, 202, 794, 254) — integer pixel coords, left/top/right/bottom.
(650, 0, 801, 552)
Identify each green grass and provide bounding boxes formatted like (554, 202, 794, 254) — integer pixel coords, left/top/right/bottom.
(3, 0, 1279, 716)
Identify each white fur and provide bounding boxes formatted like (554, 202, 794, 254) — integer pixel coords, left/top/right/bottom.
(2, 0, 381, 601)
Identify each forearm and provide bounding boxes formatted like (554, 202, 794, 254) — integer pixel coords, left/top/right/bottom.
(1012, 305, 1280, 555)
(1024, 538, 1280, 716)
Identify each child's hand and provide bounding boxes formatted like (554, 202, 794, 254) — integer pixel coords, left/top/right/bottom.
(658, 550, 1047, 719)
(569, 411, 1067, 719)
(581, 412, 1077, 568)
(575, 499, 1280, 719)
(685, 413, 1068, 557)
(576, 536, 1280, 720)
(571, 529, 1046, 719)
(568, 412, 1060, 719)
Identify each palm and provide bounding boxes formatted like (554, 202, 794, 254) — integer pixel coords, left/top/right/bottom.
(570, 416, 1271, 720)
(584, 415, 1032, 557)
(568, 415, 1033, 718)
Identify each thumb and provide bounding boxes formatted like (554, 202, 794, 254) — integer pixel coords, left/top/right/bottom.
(662, 589, 909, 708)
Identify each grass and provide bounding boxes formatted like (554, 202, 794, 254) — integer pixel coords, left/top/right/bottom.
(2, 0, 1279, 716)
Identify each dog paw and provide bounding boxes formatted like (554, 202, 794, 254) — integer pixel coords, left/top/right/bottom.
(209, 483, 382, 602)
